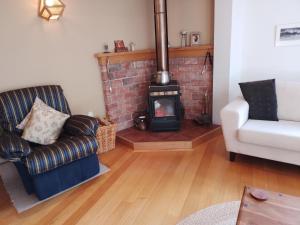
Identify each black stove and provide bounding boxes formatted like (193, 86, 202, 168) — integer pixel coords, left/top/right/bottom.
(148, 80, 182, 131)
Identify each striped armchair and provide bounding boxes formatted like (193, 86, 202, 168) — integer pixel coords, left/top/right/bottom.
(0, 85, 100, 200)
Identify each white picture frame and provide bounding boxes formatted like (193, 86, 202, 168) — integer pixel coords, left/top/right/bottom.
(275, 23, 300, 47)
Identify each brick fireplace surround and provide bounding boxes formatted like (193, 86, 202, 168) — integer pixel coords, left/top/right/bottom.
(96, 45, 213, 131)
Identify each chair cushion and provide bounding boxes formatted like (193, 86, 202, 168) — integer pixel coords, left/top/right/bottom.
(25, 135, 98, 175)
(64, 115, 99, 137)
(239, 79, 278, 121)
(276, 80, 300, 122)
(22, 97, 70, 145)
(238, 120, 300, 152)
(0, 132, 32, 160)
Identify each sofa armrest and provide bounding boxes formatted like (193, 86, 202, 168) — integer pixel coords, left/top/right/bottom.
(64, 115, 99, 137)
(220, 97, 249, 153)
(0, 132, 32, 160)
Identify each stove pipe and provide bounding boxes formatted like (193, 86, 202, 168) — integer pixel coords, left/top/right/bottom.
(153, 0, 170, 85)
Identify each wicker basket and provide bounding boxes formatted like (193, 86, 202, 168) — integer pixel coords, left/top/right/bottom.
(96, 117, 117, 153)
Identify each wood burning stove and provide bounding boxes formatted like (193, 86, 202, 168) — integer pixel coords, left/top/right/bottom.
(148, 81, 181, 131)
(147, 0, 182, 131)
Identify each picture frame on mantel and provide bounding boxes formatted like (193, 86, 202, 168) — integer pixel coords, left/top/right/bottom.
(275, 23, 300, 47)
(190, 32, 201, 46)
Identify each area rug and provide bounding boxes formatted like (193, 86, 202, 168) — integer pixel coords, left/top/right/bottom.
(177, 201, 240, 225)
(0, 161, 110, 213)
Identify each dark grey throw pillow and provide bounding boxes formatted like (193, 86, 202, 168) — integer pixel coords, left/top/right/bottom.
(239, 79, 278, 121)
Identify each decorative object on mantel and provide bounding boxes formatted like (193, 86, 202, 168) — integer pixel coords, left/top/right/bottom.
(180, 31, 188, 47)
(38, 0, 65, 21)
(129, 42, 136, 51)
(114, 40, 129, 53)
(190, 32, 201, 46)
(275, 23, 300, 47)
(96, 116, 117, 153)
(103, 43, 111, 53)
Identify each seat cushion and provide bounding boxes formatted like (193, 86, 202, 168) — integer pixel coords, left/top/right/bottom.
(25, 135, 98, 175)
(238, 120, 300, 152)
(276, 80, 300, 122)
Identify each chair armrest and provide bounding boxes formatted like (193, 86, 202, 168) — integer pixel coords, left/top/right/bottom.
(220, 97, 249, 153)
(64, 115, 99, 137)
(0, 132, 32, 160)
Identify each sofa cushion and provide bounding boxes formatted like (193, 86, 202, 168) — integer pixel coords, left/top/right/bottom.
(239, 79, 278, 121)
(25, 135, 98, 175)
(238, 120, 300, 152)
(276, 80, 300, 122)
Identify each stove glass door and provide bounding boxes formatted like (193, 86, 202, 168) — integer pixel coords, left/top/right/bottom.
(154, 98, 175, 117)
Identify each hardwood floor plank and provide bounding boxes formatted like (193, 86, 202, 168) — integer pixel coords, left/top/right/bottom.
(60, 151, 139, 225)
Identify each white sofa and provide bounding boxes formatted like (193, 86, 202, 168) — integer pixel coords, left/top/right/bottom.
(221, 80, 300, 166)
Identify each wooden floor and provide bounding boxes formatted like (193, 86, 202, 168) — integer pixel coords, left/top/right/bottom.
(0, 135, 300, 225)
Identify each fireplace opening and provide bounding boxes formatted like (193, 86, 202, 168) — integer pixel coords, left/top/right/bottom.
(148, 80, 182, 131)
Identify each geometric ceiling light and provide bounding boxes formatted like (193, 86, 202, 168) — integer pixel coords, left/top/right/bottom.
(38, 0, 65, 21)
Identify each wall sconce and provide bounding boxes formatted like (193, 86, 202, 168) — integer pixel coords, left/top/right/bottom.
(39, 0, 65, 21)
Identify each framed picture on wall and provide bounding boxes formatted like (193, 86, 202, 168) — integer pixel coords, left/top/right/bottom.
(190, 32, 201, 46)
(275, 23, 300, 47)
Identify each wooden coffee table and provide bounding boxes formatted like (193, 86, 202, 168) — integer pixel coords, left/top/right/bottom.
(237, 186, 300, 225)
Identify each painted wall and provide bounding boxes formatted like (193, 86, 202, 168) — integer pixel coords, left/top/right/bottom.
(213, 0, 300, 124)
(0, 0, 213, 117)
(168, 0, 214, 46)
(240, 0, 300, 83)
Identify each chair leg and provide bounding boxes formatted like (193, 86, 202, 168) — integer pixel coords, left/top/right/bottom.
(229, 152, 236, 162)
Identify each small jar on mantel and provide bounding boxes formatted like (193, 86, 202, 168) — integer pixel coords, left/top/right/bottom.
(180, 31, 188, 48)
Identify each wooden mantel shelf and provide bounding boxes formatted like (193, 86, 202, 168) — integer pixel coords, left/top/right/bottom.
(95, 44, 213, 65)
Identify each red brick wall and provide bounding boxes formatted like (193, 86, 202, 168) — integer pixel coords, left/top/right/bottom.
(100, 57, 212, 130)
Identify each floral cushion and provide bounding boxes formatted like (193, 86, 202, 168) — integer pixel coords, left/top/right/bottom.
(22, 97, 70, 145)
(16, 109, 32, 130)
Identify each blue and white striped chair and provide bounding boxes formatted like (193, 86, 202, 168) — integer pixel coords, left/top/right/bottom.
(0, 85, 100, 200)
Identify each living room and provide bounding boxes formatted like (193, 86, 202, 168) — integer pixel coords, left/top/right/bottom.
(0, 0, 300, 224)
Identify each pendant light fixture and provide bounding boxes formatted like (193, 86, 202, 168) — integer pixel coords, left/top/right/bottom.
(39, 0, 65, 21)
